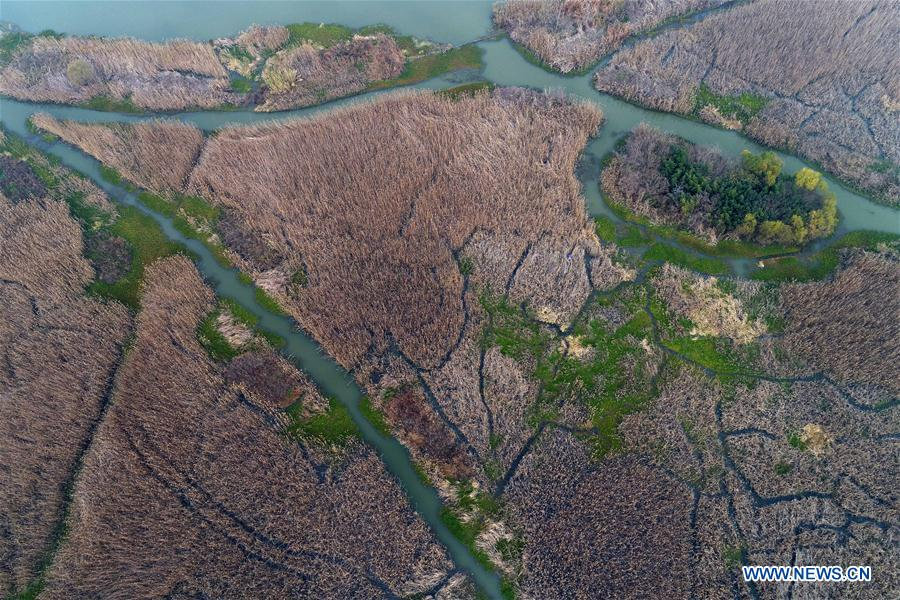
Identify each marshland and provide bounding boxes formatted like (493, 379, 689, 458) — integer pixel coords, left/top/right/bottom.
(2, 1, 899, 599)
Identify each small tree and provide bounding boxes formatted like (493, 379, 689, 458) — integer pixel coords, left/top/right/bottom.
(807, 195, 839, 240)
(790, 214, 807, 244)
(794, 167, 821, 190)
(757, 219, 794, 245)
(735, 212, 757, 238)
(742, 149, 782, 186)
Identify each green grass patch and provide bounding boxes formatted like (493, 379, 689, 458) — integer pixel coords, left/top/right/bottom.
(285, 22, 353, 48)
(616, 223, 651, 247)
(595, 215, 617, 243)
(135, 190, 231, 267)
(254, 286, 286, 315)
(99, 165, 125, 186)
(751, 230, 900, 282)
(218, 297, 285, 350)
(369, 44, 483, 90)
(285, 397, 359, 446)
(196, 308, 241, 361)
(868, 159, 896, 174)
(439, 506, 495, 572)
(26, 116, 59, 143)
(787, 431, 808, 451)
(644, 242, 731, 275)
(693, 83, 768, 125)
(80, 94, 142, 114)
(438, 81, 493, 100)
(24, 159, 59, 189)
(458, 256, 475, 276)
(0, 127, 30, 158)
(663, 335, 756, 375)
(63, 189, 113, 231)
(723, 544, 746, 568)
(360, 396, 390, 436)
(87, 204, 183, 310)
(230, 75, 252, 93)
(606, 194, 794, 258)
(774, 461, 792, 475)
(224, 43, 253, 62)
(481, 291, 660, 459)
(672, 230, 795, 258)
(0, 30, 34, 66)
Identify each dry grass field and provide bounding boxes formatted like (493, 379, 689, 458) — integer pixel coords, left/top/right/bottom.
(493, 0, 729, 73)
(29, 84, 899, 598)
(782, 250, 900, 392)
(0, 34, 238, 111)
(185, 89, 603, 369)
(0, 23, 479, 113)
(31, 113, 204, 192)
(594, 0, 900, 204)
(1, 132, 457, 597)
(257, 34, 405, 111)
(39, 256, 454, 598)
(0, 153, 131, 594)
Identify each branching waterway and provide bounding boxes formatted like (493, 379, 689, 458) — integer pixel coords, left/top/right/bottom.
(1, 2, 898, 598)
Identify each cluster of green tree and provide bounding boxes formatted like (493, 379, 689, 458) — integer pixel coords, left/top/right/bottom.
(660, 145, 837, 245)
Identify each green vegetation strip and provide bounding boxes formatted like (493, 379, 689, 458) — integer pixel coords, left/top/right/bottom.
(751, 230, 900, 282)
(644, 243, 731, 275)
(693, 83, 768, 126)
(369, 44, 483, 90)
(481, 291, 662, 460)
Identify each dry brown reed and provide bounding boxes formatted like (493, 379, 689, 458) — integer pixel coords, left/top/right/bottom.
(0, 187, 130, 592)
(493, 0, 728, 73)
(186, 89, 603, 369)
(0, 35, 237, 111)
(782, 250, 900, 391)
(594, 0, 900, 204)
(31, 113, 205, 192)
(257, 35, 405, 111)
(40, 256, 453, 597)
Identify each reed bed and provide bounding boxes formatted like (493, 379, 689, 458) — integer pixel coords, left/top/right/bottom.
(41, 256, 453, 598)
(594, 0, 900, 204)
(0, 35, 237, 111)
(0, 184, 130, 593)
(257, 34, 405, 111)
(782, 250, 900, 391)
(493, 0, 728, 73)
(186, 89, 603, 369)
(32, 113, 204, 192)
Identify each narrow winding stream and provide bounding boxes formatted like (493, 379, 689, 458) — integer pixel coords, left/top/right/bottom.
(1, 3, 898, 598)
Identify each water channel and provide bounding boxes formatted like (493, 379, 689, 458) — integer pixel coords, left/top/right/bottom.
(1, 2, 898, 598)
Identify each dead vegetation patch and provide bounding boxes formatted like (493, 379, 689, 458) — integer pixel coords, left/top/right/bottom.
(0, 34, 238, 111)
(594, 0, 900, 204)
(257, 34, 405, 111)
(383, 387, 473, 479)
(782, 250, 900, 391)
(493, 0, 729, 73)
(0, 182, 130, 593)
(31, 113, 204, 193)
(40, 256, 453, 598)
(186, 89, 603, 369)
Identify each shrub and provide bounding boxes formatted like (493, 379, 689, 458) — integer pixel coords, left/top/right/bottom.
(261, 64, 296, 92)
(65, 59, 95, 86)
(794, 167, 821, 191)
(741, 149, 782, 187)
